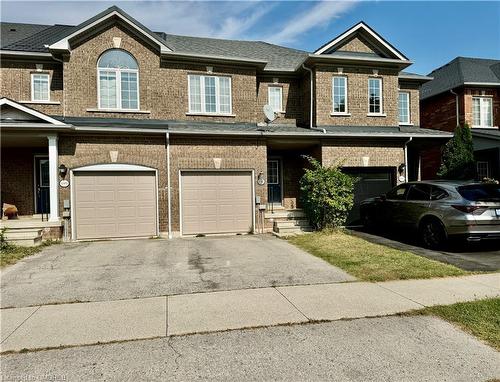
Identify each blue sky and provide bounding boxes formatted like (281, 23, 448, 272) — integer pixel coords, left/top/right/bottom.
(1, 1, 499, 74)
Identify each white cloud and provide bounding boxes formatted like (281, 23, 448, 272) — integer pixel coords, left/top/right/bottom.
(0, 1, 273, 39)
(265, 1, 359, 45)
(0, 1, 358, 45)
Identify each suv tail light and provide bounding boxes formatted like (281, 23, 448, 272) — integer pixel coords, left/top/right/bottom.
(451, 205, 488, 215)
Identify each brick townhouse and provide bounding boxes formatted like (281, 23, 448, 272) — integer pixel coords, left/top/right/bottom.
(0, 6, 451, 243)
(420, 57, 500, 180)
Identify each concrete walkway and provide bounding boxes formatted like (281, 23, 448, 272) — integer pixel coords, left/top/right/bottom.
(1, 273, 499, 353)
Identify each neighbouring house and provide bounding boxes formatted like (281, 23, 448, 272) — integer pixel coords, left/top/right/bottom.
(0, 6, 451, 243)
(420, 57, 500, 180)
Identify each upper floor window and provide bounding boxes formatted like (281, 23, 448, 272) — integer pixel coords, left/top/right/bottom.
(268, 86, 283, 113)
(97, 49, 139, 110)
(188, 74, 231, 114)
(31, 73, 50, 102)
(398, 91, 410, 124)
(368, 78, 382, 114)
(332, 76, 347, 114)
(472, 97, 493, 128)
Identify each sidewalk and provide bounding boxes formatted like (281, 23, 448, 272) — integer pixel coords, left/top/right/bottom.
(1, 273, 499, 353)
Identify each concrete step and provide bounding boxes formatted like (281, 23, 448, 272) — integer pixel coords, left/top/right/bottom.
(275, 220, 311, 228)
(275, 226, 314, 234)
(7, 236, 43, 247)
(4, 229, 43, 240)
(265, 209, 307, 220)
(0, 219, 61, 229)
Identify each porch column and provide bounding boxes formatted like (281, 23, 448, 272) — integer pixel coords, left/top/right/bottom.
(47, 134, 59, 222)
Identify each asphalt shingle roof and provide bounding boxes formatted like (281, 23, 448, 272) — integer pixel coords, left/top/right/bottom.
(0, 18, 307, 71)
(421, 57, 500, 100)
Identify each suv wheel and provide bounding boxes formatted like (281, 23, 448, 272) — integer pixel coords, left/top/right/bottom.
(419, 218, 446, 249)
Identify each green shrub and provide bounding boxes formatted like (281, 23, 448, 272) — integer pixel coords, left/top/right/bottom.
(299, 156, 356, 229)
(438, 123, 475, 180)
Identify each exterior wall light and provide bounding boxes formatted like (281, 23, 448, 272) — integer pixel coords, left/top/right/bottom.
(398, 163, 406, 174)
(59, 164, 68, 178)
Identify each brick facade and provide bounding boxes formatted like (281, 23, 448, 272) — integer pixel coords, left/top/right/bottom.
(321, 140, 405, 171)
(58, 134, 168, 231)
(0, 61, 63, 115)
(1, 147, 43, 215)
(315, 66, 400, 127)
(257, 76, 302, 125)
(169, 137, 267, 233)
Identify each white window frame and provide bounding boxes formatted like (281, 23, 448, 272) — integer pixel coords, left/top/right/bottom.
(472, 97, 494, 128)
(31, 73, 50, 102)
(267, 85, 283, 113)
(476, 161, 490, 179)
(188, 74, 232, 115)
(398, 91, 411, 125)
(368, 77, 383, 115)
(97, 54, 140, 111)
(332, 76, 348, 115)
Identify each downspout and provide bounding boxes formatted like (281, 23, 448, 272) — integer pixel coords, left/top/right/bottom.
(302, 63, 314, 129)
(49, 51, 66, 119)
(166, 132, 172, 239)
(404, 137, 412, 182)
(450, 89, 459, 126)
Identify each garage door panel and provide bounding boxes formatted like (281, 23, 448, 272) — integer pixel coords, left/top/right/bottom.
(181, 171, 252, 235)
(74, 171, 157, 240)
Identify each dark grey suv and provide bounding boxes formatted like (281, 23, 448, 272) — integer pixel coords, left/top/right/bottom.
(359, 181, 500, 248)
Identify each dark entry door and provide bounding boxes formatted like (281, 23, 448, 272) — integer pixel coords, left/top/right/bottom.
(267, 159, 282, 205)
(35, 156, 50, 214)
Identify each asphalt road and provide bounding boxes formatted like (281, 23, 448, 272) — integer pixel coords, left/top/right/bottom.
(2, 316, 498, 382)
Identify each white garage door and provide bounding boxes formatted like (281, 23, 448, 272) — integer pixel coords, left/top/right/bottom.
(74, 171, 157, 240)
(181, 171, 253, 235)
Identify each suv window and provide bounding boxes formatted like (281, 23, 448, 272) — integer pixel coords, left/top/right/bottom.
(457, 184, 500, 202)
(431, 186, 449, 201)
(386, 184, 409, 200)
(407, 184, 431, 201)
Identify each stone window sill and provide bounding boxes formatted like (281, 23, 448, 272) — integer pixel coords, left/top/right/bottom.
(86, 108, 151, 114)
(330, 112, 351, 117)
(367, 113, 387, 117)
(186, 112, 236, 117)
(399, 123, 414, 126)
(20, 101, 61, 105)
(471, 125, 498, 129)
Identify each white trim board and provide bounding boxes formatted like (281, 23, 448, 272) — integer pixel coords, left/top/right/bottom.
(314, 22, 408, 61)
(0, 98, 66, 125)
(49, 9, 171, 54)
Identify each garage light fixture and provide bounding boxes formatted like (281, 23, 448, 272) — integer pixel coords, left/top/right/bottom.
(398, 163, 406, 174)
(59, 164, 68, 178)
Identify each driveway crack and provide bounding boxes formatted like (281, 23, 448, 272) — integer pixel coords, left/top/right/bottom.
(273, 287, 310, 321)
(166, 336, 182, 370)
(1, 306, 41, 344)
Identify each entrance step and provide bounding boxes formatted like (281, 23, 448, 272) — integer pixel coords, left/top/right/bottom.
(265, 209, 306, 220)
(2, 228, 43, 247)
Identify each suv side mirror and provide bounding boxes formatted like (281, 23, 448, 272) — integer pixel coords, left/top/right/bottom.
(380, 194, 387, 201)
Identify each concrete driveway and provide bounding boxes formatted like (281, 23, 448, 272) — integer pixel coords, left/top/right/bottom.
(1, 235, 354, 308)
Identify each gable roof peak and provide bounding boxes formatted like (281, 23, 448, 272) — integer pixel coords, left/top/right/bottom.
(48, 5, 172, 53)
(313, 21, 409, 61)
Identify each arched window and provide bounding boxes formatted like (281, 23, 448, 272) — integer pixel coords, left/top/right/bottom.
(98, 49, 139, 110)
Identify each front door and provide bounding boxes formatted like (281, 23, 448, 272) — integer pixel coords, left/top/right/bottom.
(35, 156, 50, 214)
(267, 159, 282, 206)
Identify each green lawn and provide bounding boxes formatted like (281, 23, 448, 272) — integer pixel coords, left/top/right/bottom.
(288, 230, 469, 281)
(413, 298, 500, 351)
(1, 241, 57, 268)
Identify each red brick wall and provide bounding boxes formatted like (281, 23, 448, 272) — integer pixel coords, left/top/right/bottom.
(1, 147, 44, 215)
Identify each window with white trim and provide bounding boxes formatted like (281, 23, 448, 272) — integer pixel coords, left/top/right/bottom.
(368, 78, 382, 114)
(267, 160, 279, 184)
(332, 76, 347, 113)
(472, 97, 493, 128)
(188, 74, 232, 114)
(268, 86, 283, 112)
(31, 73, 50, 102)
(476, 161, 489, 179)
(97, 49, 139, 110)
(398, 91, 410, 124)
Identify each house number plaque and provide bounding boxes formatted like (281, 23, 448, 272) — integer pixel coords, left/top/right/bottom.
(59, 179, 70, 188)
